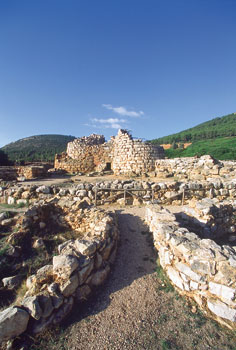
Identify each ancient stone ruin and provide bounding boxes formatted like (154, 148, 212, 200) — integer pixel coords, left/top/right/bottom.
(2, 153, 236, 344)
(146, 201, 236, 329)
(54, 129, 165, 175)
(0, 164, 51, 181)
(0, 199, 118, 343)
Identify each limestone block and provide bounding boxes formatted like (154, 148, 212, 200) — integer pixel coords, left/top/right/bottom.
(60, 274, 79, 297)
(209, 282, 235, 301)
(32, 314, 54, 334)
(166, 266, 184, 290)
(207, 299, 236, 322)
(21, 296, 42, 320)
(0, 307, 30, 343)
(94, 252, 103, 270)
(175, 262, 203, 282)
(36, 186, 51, 194)
(53, 255, 79, 279)
(75, 239, 97, 256)
(7, 196, 15, 205)
(88, 265, 110, 287)
(76, 285, 92, 302)
(78, 260, 94, 285)
(38, 295, 54, 318)
(190, 281, 199, 290)
(101, 241, 114, 260)
(190, 259, 216, 276)
(2, 275, 22, 290)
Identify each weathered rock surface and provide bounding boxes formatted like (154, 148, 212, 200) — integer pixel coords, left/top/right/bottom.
(0, 307, 29, 343)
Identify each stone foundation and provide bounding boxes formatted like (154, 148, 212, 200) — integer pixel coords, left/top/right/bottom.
(155, 155, 236, 180)
(0, 165, 51, 181)
(2, 178, 236, 207)
(146, 205, 236, 329)
(0, 200, 118, 343)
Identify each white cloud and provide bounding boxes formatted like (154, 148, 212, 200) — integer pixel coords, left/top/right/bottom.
(87, 117, 127, 129)
(102, 104, 144, 117)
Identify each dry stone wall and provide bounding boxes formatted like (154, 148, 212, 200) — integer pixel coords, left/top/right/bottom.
(180, 198, 236, 243)
(54, 134, 113, 173)
(0, 165, 50, 181)
(155, 155, 236, 181)
(3, 178, 236, 208)
(0, 200, 118, 343)
(112, 129, 165, 175)
(146, 205, 236, 329)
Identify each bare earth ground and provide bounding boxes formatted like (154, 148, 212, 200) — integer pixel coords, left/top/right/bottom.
(28, 206, 236, 350)
(16, 173, 176, 187)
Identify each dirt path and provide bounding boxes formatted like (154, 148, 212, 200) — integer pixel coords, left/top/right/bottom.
(60, 207, 158, 350)
(32, 207, 236, 350)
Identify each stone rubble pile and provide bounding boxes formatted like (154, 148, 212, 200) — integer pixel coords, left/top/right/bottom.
(0, 200, 118, 343)
(146, 205, 236, 329)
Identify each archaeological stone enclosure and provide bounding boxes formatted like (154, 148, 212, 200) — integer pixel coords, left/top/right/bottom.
(55, 129, 165, 175)
(1, 130, 236, 344)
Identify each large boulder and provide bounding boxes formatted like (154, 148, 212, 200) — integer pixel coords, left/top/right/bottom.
(21, 296, 42, 320)
(0, 307, 29, 343)
(2, 275, 23, 290)
(53, 255, 79, 279)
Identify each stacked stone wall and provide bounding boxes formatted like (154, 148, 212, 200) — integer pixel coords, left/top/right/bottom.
(55, 138, 113, 174)
(54, 130, 164, 175)
(112, 130, 165, 175)
(155, 155, 236, 180)
(3, 178, 236, 207)
(145, 205, 236, 329)
(0, 165, 50, 181)
(180, 198, 236, 242)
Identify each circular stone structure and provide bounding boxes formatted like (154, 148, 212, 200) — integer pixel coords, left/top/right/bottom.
(0, 199, 118, 343)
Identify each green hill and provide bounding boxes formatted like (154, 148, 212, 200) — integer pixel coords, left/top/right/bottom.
(164, 137, 236, 160)
(1, 134, 76, 164)
(151, 113, 236, 144)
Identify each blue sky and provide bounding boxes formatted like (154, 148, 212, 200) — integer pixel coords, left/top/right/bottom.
(0, 0, 236, 147)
